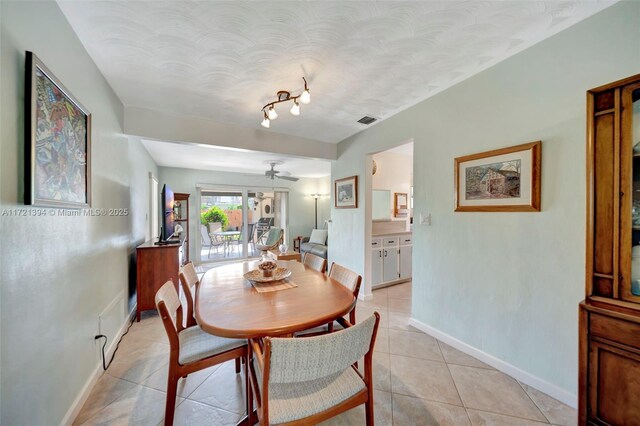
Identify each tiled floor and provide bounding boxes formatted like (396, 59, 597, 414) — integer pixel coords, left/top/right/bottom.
(75, 282, 576, 425)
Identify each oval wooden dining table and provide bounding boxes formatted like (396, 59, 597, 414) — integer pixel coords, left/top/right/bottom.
(195, 259, 356, 338)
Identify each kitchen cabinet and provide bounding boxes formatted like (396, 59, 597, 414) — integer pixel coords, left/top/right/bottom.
(371, 233, 412, 288)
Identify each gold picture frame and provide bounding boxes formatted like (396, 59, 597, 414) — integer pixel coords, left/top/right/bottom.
(454, 141, 541, 212)
(334, 175, 358, 209)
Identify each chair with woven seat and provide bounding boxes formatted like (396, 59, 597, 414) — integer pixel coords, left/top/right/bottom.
(295, 262, 362, 337)
(255, 227, 283, 252)
(302, 252, 327, 274)
(155, 280, 247, 425)
(247, 313, 380, 425)
(179, 261, 242, 373)
(328, 262, 362, 332)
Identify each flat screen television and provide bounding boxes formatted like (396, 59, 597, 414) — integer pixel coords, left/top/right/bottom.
(161, 184, 175, 241)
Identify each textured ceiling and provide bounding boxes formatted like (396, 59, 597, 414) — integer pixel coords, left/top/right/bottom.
(58, 1, 614, 143)
(140, 139, 331, 178)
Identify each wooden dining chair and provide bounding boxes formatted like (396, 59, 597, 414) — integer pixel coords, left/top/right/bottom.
(295, 262, 362, 337)
(302, 252, 327, 274)
(328, 262, 362, 331)
(155, 281, 247, 425)
(179, 261, 243, 373)
(247, 313, 380, 425)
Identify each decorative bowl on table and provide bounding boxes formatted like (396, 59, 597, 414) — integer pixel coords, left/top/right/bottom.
(244, 267, 292, 283)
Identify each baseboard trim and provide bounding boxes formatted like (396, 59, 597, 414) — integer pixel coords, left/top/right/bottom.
(408, 317, 577, 409)
(60, 305, 137, 426)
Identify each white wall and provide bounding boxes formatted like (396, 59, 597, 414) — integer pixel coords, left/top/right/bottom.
(372, 150, 413, 219)
(158, 167, 330, 260)
(330, 1, 640, 400)
(0, 2, 158, 423)
(125, 106, 337, 161)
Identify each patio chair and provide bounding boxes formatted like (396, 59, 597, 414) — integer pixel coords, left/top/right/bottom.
(200, 224, 224, 258)
(255, 227, 283, 252)
(247, 313, 380, 425)
(230, 222, 257, 256)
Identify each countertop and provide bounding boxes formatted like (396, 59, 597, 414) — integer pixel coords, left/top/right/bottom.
(372, 231, 412, 237)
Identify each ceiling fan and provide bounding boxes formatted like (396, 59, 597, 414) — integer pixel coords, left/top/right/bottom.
(263, 160, 299, 182)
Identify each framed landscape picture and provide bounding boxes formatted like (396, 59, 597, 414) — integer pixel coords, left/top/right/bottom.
(454, 141, 541, 212)
(335, 175, 358, 208)
(25, 51, 92, 208)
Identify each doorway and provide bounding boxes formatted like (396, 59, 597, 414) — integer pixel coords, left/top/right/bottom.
(198, 187, 289, 263)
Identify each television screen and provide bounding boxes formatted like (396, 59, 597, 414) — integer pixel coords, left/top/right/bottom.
(161, 184, 175, 241)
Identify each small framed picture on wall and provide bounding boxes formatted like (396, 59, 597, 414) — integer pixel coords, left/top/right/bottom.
(334, 175, 358, 209)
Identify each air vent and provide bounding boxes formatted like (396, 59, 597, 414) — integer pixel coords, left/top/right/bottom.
(357, 116, 377, 125)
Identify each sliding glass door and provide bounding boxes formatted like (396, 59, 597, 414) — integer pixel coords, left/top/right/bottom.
(199, 187, 288, 263)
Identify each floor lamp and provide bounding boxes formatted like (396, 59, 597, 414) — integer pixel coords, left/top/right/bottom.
(311, 194, 321, 229)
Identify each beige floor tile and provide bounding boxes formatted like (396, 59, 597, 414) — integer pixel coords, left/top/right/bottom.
(392, 393, 471, 425)
(387, 297, 411, 313)
(358, 351, 391, 392)
(389, 329, 444, 362)
(170, 399, 241, 426)
(73, 374, 138, 425)
(372, 286, 389, 296)
(374, 327, 389, 353)
(126, 314, 168, 344)
(390, 354, 462, 406)
(187, 360, 246, 414)
(466, 409, 549, 425)
(361, 292, 388, 309)
(106, 342, 169, 384)
(448, 365, 546, 422)
(356, 306, 389, 328)
(387, 283, 412, 300)
(319, 389, 392, 425)
(520, 384, 576, 426)
(142, 364, 219, 398)
(387, 310, 420, 332)
(437, 341, 494, 369)
(80, 384, 179, 426)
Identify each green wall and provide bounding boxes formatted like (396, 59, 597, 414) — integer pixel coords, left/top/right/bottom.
(330, 1, 640, 400)
(0, 1, 158, 423)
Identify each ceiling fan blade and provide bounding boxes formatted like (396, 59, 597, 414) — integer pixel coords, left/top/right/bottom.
(275, 175, 299, 182)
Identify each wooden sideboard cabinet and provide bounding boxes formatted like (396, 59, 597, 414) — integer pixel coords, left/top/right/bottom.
(136, 240, 180, 321)
(580, 73, 640, 425)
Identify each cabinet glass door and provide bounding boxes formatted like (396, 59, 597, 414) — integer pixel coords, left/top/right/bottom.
(629, 88, 640, 298)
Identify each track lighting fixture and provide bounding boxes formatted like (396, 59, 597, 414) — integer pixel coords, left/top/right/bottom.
(260, 77, 310, 127)
(261, 111, 270, 128)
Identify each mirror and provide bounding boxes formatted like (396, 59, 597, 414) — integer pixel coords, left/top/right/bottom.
(372, 190, 391, 220)
(394, 192, 408, 217)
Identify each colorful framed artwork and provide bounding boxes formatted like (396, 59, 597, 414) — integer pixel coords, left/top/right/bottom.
(454, 141, 541, 212)
(335, 175, 358, 209)
(25, 51, 92, 208)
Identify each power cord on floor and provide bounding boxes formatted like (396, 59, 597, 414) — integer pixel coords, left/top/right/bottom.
(94, 317, 135, 371)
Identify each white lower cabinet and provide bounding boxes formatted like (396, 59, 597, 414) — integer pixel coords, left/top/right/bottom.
(371, 234, 412, 287)
(399, 244, 412, 279)
(383, 247, 399, 282)
(371, 248, 383, 286)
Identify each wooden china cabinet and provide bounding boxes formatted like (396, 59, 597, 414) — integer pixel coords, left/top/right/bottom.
(580, 73, 640, 425)
(174, 192, 190, 264)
